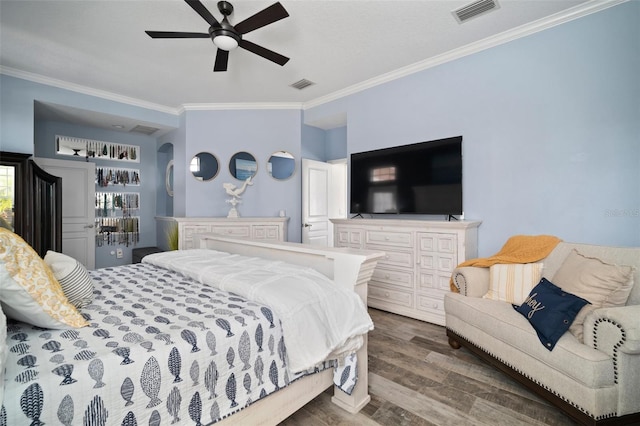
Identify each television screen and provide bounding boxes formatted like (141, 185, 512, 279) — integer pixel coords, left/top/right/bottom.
(350, 136, 462, 215)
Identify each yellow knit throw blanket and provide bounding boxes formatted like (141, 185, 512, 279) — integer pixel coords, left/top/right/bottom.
(449, 234, 562, 292)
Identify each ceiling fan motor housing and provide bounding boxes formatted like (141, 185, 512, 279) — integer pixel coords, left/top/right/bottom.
(209, 17, 241, 50)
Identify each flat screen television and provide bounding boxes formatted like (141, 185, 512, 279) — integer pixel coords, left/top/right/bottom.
(350, 136, 462, 215)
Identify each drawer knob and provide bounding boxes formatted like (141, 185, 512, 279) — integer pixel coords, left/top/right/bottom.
(385, 255, 390, 259)
(385, 236, 390, 241)
(385, 274, 390, 279)
(385, 292, 390, 297)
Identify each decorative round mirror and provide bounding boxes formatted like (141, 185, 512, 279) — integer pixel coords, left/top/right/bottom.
(229, 151, 257, 180)
(267, 151, 295, 180)
(190, 152, 219, 182)
(165, 160, 174, 196)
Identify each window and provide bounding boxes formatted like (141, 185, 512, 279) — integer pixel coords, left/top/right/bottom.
(0, 165, 15, 229)
(371, 166, 396, 182)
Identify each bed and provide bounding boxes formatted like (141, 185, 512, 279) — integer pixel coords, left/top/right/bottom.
(0, 231, 383, 425)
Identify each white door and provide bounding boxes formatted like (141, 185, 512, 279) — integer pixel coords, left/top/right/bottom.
(302, 159, 330, 246)
(301, 159, 348, 246)
(34, 158, 96, 269)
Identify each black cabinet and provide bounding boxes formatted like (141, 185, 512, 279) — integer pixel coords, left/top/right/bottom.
(0, 151, 62, 257)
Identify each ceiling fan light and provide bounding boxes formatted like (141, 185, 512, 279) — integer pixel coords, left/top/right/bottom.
(213, 35, 239, 51)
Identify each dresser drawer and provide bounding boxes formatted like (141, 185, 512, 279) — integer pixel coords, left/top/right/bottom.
(366, 230, 412, 247)
(369, 284, 413, 308)
(418, 253, 456, 272)
(211, 226, 251, 238)
(252, 225, 280, 240)
(336, 229, 363, 248)
(183, 225, 211, 238)
(416, 294, 445, 316)
(368, 245, 413, 268)
(418, 232, 457, 254)
(418, 271, 453, 292)
(371, 267, 413, 289)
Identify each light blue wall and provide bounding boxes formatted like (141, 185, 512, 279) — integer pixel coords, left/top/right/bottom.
(301, 124, 327, 161)
(305, 1, 640, 255)
(0, 74, 178, 153)
(181, 109, 303, 241)
(34, 120, 159, 268)
(2, 2, 638, 257)
(326, 126, 347, 161)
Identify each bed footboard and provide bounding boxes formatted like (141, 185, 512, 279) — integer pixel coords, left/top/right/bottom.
(194, 235, 383, 418)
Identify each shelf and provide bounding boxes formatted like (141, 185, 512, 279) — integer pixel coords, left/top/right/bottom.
(96, 167, 140, 187)
(56, 135, 140, 163)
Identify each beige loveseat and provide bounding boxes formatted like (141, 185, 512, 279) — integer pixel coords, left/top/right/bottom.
(444, 242, 640, 425)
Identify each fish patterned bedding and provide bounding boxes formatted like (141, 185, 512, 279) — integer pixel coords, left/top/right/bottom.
(1, 258, 359, 425)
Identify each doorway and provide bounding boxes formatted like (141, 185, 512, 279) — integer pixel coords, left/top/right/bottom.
(301, 158, 347, 247)
(34, 158, 96, 269)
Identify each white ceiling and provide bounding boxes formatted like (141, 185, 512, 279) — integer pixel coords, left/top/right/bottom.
(0, 0, 615, 130)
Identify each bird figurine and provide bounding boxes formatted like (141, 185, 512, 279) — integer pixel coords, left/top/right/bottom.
(224, 177, 254, 217)
(223, 176, 253, 198)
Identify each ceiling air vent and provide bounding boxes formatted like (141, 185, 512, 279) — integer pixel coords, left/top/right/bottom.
(452, 0, 500, 23)
(290, 79, 315, 90)
(130, 125, 159, 136)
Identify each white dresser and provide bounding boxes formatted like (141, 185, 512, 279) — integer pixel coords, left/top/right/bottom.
(173, 217, 289, 250)
(331, 218, 481, 326)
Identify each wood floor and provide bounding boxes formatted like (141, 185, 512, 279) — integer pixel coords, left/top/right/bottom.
(281, 308, 578, 426)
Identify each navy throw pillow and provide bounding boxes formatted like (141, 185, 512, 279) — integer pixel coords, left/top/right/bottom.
(514, 278, 590, 351)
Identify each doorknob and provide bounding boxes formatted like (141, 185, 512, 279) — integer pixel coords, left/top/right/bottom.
(302, 223, 312, 228)
(84, 224, 94, 229)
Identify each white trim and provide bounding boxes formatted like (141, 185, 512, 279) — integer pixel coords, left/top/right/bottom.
(179, 102, 302, 112)
(0, 0, 627, 113)
(0, 65, 180, 116)
(302, 0, 627, 110)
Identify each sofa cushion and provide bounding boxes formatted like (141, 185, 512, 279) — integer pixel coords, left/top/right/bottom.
(484, 263, 543, 305)
(552, 249, 635, 342)
(445, 292, 614, 389)
(514, 278, 590, 350)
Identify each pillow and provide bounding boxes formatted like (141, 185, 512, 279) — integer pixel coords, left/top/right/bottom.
(0, 228, 88, 329)
(514, 278, 590, 350)
(484, 263, 543, 305)
(44, 250, 94, 308)
(552, 249, 635, 342)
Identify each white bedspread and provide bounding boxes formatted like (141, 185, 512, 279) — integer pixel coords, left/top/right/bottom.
(143, 249, 374, 373)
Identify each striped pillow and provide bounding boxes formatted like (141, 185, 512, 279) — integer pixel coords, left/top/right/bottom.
(484, 263, 544, 305)
(44, 251, 94, 308)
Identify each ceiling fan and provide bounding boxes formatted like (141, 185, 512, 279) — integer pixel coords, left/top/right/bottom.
(146, 0, 290, 72)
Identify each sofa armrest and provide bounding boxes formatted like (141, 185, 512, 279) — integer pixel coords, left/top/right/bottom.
(583, 304, 640, 415)
(451, 267, 490, 297)
(584, 305, 640, 355)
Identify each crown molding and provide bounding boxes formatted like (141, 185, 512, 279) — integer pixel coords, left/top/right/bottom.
(302, 0, 627, 110)
(1, 0, 626, 115)
(0, 65, 180, 116)
(179, 102, 302, 113)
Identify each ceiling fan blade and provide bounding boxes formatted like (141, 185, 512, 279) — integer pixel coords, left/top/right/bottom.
(214, 49, 229, 72)
(185, 0, 221, 28)
(145, 31, 210, 39)
(234, 2, 289, 35)
(239, 39, 289, 66)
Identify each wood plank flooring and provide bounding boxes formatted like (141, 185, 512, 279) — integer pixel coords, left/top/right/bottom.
(280, 308, 577, 426)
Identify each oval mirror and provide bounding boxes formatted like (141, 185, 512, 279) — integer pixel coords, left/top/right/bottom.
(267, 151, 295, 180)
(190, 152, 219, 182)
(165, 160, 174, 196)
(229, 151, 257, 180)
